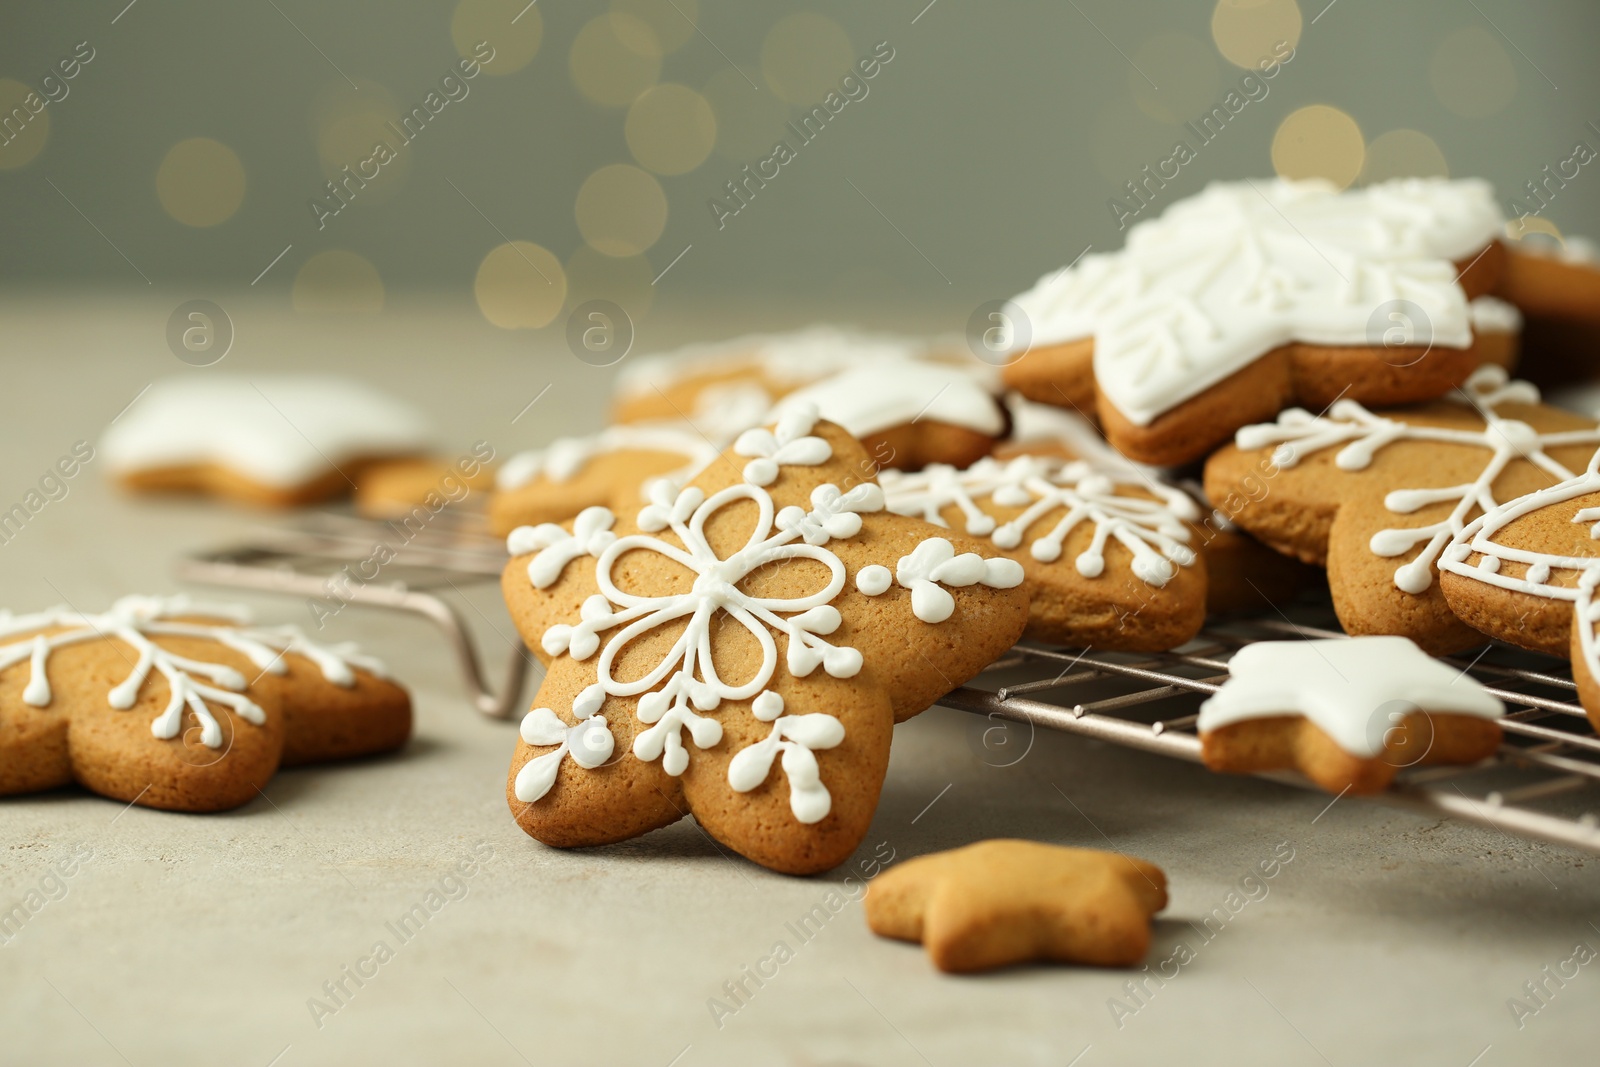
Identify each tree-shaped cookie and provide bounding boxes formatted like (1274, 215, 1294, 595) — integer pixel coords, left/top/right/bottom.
(1003, 178, 1506, 466)
(880, 453, 1206, 650)
(1207, 367, 1600, 653)
(0, 596, 410, 811)
(499, 407, 1030, 875)
(1438, 449, 1600, 728)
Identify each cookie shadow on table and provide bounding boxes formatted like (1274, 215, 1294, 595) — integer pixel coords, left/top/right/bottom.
(251, 734, 448, 807)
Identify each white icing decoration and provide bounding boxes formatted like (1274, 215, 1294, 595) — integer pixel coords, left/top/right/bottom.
(0, 595, 387, 749)
(1515, 234, 1599, 266)
(881, 454, 1198, 586)
(857, 537, 1026, 624)
(513, 435, 1019, 820)
(1235, 366, 1600, 594)
(732, 403, 832, 486)
(1470, 295, 1522, 334)
(100, 376, 430, 488)
(771, 359, 1005, 440)
(1010, 178, 1503, 426)
(1198, 636, 1503, 758)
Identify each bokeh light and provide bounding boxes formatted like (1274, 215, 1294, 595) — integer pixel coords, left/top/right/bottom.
(626, 83, 717, 175)
(612, 0, 698, 54)
(1360, 129, 1448, 183)
(0, 79, 50, 170)
(1211, 0, 1302, 69)
(761, 13, 853, 104)
(311, 80, 411, 205)
(705, 66, 790, 160)
(576, 164, 668, 256)
(1271, 105, 1364, 188)
(475, 241, 566, 328)
(293, 250, 385, 314)
(1131, 34, 1222, 124)
(565, 245, 655, 319)
(1430, 26, 1517, 118)
(452, 0, 542, 75)
(571, 13, 662, 107)
(156, 137, 246, 227)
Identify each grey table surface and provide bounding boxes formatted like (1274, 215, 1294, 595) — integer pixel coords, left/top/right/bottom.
(1, 294, 1596, 1067)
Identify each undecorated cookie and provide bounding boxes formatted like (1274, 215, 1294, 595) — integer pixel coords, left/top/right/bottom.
(1496, 235, 1600, 390)
(101, 376, 431, 508)
(355, 446, 497, 519)
(864, 840, 1168, 973)
(1003, 178, 1506, 466)
(0, 595, 410, 811)
(1197, 636, 1503, 794)
(1206, 366, 1600, 653)
(499, 406, 1030, 875)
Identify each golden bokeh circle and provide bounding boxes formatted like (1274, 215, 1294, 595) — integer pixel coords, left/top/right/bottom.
(760, 12, 854, 104)
(1211, 0, 1302, 69)
(293, 250, 385, 314)
(475, 241, 567, 329)
(576, 164, 668, 257)
(565, 245, 655, 319)
(0, 79, 50, 170)
(705, 67, 791, 160)
(571, 13, 662, 107)
(310, 80, 412, 205)
(452, 0, 542, 75)
(1271, 104, 1364, 189)
(1360, 129, 1449, 183)
(626, 83, 717, 175)
(1131, 34, 1221, 124)
(1430, 26, 1517, 118)
(156, 138, 247, 227)
(612, 0, 698, 54)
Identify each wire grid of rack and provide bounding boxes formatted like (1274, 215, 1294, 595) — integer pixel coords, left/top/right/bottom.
(177, 509, 1600, 856)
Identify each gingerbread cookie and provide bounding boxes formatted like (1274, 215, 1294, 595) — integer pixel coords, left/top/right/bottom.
(1470, 296, 1522, 372)
(1206, 367, 1600, 653)
(354, 445, 497, 519)
(0, 595, 410, 812)
(1198, 636, 1503, 794)
(101, 376, 432, 508)
(771, 358, 1005, 472)
(1004, 178, 1506, 466)
(610, 327, 954, 425)
(864, 840, 1168, 973)
(1497, 235, 1600, 390)
(880, 452, 1205, 650)
(1437, 450, 1600, 729)
(499, 406, 1030, 875)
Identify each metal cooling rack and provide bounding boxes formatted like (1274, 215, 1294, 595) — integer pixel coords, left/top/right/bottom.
(178, 512, 1600, 855)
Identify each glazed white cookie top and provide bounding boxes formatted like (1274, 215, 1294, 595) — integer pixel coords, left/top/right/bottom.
(102, 376, 431, 488)
(1470, 295, 1523, 334)
(773, 359, 1005, 438)
(613, 325, 930, 400)
(1011, 178, 1504, 427)
(1198, 636, 1503, 758)
(1515, 234, 1598, 265)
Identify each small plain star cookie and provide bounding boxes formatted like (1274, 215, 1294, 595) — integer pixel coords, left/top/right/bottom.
(1197, 636, 1503, 794)
(0, 596, 410, 811)
(864, 840, 1168, 973)
(499, 407, 1030, 874)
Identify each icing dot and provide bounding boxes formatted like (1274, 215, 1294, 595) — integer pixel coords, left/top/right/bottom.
(856, 565, 892, 596)
(1526, 563, 1551, 585)
(1477, 555, 1501, 573)
(1488, 419, 1539, 453)
(752, 691, 784, 721)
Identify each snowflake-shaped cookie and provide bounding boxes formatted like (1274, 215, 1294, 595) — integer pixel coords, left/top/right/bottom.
(0, 596, 410, 811)
(500, 407, 1031, 874)
(880, 452, 1205, 651)
(1207, 366, 1600, 653)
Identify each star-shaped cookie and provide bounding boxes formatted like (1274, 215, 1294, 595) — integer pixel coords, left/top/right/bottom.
(1206, 366, 1600, 653)
(499, 407, 1031, 875)
(864, 840, 1168, 973)
(0, 596, 410, 811)
(1197, 636, 1503, 794)
(1003, 178, 1506, 466)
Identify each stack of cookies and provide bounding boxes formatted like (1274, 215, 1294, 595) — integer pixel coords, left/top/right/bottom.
(491, 175, 1600, 891)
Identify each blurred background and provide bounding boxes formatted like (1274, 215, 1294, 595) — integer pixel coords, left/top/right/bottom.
(2, 0, 1598, 344)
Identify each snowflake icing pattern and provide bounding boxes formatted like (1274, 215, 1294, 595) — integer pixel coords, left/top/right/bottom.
(1236, 366, 1600, 594)
(879, 455, 1200, 586)
(507, 407, 1023, 823)
(0, 595, 385, 748)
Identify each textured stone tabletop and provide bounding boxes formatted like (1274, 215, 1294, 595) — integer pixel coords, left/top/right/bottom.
(2, 296, 1595, 1066)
